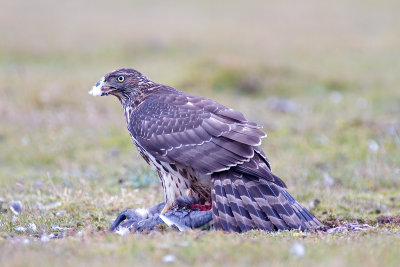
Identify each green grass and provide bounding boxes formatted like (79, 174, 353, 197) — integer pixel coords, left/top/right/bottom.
(1, 0, 400, 266)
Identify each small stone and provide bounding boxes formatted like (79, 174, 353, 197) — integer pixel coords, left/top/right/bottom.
(323, 173, 335, 186)
(368, 140, 379, 152)
(318, 135, 329, 145)
(329, 91, 342, 104)
(40, 234, 50, 242)
(15, 226, 26, 233)
(55, 210, 67, 216)
(290, 242, 306, 258)
(28, 222, 37, 233)
(162, 254, 176, 263)
(9, 201, 23, 215)
(178, 241, 189, 247)
(21, 136, 30, 146)
(51, 224, 64, 231)
(22, 238, 30, 245)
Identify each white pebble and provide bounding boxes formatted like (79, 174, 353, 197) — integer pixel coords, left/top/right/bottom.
(40, 234, 50, 242)
(28, 222, 37, 233)
(51, 224, 64, 231)
(21, 136, 30, 146)
(162, 254, 176, 263)
(319, 135, 329, 145)
(368, 140, 379, 152)
(323, 173, 335, 187)
(178, 241, 189, 247)
(329, 91, 342, 104)
(55, 210, 67, 216)
(15, 226, 26, 232)
(290, 242, 306, 258)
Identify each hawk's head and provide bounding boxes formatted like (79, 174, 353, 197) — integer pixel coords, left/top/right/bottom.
(89, 68, 153, 100)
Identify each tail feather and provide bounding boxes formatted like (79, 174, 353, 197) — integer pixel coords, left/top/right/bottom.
(214, 179, 241, 232)
(219, 184, 242, 232)
(222, 178, 256, 232)
(214, 172, 274, 231)
(233, 178, 275, 231)
(210, 187, 222, 230)
(280, 189, 310, 223)
(280, 189, 323, 228)
(257, 179, 308, 230)
(211, 170, 324, 232)
(247, 179, 297, 230)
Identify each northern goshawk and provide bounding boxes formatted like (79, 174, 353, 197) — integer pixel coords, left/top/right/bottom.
(89, 68, 324, 232)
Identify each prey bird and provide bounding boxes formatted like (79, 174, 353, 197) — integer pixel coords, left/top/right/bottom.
(89, 68, 324, 232)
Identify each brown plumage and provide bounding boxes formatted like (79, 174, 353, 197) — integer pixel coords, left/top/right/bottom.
(89, 68, 324, 232)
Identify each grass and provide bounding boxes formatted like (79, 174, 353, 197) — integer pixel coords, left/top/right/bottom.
(1, 0, 400, 266)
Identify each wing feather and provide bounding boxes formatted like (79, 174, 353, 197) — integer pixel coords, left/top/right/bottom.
(130, 93, 266, 174)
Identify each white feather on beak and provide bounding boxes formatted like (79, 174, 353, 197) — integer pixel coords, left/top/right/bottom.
(89, 77, 105, 96)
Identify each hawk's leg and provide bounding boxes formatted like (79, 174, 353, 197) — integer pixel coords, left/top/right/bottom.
(154, 164, 211, 214)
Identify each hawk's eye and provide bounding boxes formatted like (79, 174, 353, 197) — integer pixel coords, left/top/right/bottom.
(117, 76, 125, 82)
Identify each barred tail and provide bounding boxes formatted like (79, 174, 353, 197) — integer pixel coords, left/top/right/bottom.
(211, 171, 324, 232)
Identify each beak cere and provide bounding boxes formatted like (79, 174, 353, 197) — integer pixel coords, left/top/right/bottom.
(89, 77, 105, 96)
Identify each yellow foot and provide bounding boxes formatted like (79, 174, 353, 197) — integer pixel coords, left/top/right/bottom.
(161, 203, 173, 213)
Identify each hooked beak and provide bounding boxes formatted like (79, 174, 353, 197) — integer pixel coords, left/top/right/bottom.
(89, 77, 117, 96)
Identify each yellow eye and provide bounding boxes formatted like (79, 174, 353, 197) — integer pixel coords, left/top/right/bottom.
(117, 76, 125, 82)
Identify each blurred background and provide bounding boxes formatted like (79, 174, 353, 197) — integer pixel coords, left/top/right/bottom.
(0, 0, 400, 236)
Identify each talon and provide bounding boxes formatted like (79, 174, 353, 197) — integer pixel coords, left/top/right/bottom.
(161, 203, 172, 213)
